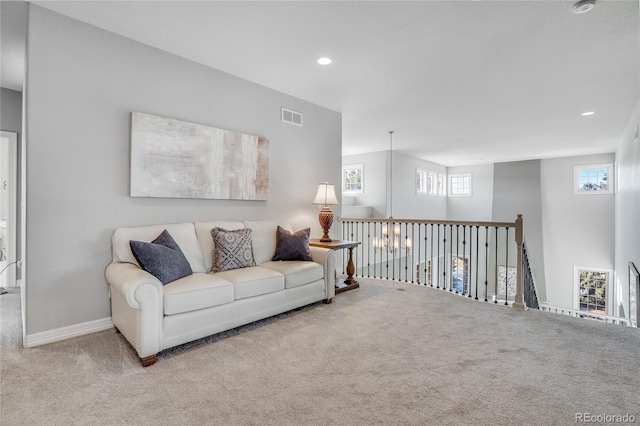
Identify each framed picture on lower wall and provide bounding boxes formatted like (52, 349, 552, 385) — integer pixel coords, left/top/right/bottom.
(130, 112, 269, 200)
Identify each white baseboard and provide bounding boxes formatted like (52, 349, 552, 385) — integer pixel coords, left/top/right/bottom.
(24, 317, 114, 348)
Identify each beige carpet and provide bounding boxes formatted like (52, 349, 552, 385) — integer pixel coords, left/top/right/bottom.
(1, 279, 639, 425)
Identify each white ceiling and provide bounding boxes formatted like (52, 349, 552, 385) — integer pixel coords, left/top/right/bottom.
(3, 1, 639, 166)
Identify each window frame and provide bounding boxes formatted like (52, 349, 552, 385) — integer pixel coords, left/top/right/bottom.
(448, 173, 472, 197)
(573, 163, 613, 195)
(573, 266, 611, 316)
(415, 168, 428, 195)
(342, 163, 364, 194)
(415, 169, 446, 197)
(436, 173, 446, 196)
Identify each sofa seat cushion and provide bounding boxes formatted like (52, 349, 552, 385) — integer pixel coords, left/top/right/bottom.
(260, 261, 324, 289)
(214, 266, 284, 300)
(163, 273, 234, 315)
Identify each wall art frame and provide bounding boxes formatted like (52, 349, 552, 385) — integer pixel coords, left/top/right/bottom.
(130, 112, 269, 200)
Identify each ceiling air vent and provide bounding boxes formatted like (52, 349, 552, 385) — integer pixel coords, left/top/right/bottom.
(281, 107, 303, 127)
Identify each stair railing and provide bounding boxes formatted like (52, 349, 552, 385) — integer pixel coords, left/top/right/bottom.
(521, 241, 539, 309)
(339, 214, 529, 309)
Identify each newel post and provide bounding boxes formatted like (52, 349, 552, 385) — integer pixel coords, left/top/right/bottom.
(513, 214, 525, 311)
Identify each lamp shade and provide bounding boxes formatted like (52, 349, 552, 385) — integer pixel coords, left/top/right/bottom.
(313, 183, 339, 206)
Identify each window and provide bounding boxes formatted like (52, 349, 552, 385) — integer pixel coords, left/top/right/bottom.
(449, 173, 472, 197)
(574, 164, 612, 194)
(436, 174, 446, 196)
(416, 169, 427, 194)
(428, 172, 437, 195)
(342, 164, 363, 194)
(451, 256, 469, 293)
(574, 268, 609, 315)
(416, 169, 446, 196)
(425, 256, 468, 290)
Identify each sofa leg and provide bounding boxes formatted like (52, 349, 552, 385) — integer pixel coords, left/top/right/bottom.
(140, 354, 157, 367)
(323, 298, 332, 304)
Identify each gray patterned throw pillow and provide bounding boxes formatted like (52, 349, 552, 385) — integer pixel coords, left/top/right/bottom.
(210, 227, 256, 272)
(272, 226, 313, 261)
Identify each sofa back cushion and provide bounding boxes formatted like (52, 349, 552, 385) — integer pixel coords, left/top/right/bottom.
(244, 221, 293, 265)
(112, 223, 206, 273)
(194, 221, 245, 272)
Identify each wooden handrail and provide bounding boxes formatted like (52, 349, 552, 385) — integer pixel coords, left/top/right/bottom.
(339, 217, 517, 228)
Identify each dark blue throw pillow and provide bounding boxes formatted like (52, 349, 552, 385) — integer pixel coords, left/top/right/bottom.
(129, 229, 193, 285)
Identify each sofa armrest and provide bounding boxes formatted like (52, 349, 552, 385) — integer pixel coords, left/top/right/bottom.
(105, 262, 163, 309)
(105, 262, 163, 360)
(309, 246, 336, 299)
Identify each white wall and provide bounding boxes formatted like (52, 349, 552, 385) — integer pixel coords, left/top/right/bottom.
(447, 163, 494, 221)
(540, 154, 615, 310)
(24, 6, 342, 335)
(341, 151, 448, 220)
(390, 152, 447, 220)
(614, 101, 640, 318)
(342, 151, 387, 218)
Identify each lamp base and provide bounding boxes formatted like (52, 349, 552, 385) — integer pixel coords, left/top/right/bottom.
(318, 207, 334, 242)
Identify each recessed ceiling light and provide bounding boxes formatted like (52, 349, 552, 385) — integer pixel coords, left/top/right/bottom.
(581, 111, 595, 116)
(573, 0, 596, 14)
(317, 57, 332, 65)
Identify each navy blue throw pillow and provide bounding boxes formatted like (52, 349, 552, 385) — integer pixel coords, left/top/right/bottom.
(129, 230, 193, 285)
(272, 226, 313, 261)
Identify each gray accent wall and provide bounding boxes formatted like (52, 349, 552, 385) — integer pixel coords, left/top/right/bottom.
(1, 88, 22, 133)
(491, 160, 546, 303)
(25, 6, 341, 335)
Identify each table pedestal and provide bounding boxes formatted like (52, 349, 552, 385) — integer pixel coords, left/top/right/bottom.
(309, 239, 360, 295)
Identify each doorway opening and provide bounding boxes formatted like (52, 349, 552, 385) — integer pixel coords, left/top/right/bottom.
(0, 129, 24, 348)
(0, 131, 19, 293)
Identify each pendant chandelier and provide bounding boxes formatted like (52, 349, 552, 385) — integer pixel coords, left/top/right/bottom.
(372, 130, 411, 254)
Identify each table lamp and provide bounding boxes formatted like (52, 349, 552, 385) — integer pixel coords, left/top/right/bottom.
(313, 182, 339, 242)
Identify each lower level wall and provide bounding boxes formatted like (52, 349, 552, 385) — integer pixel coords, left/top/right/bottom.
(541, 154, 615, 310)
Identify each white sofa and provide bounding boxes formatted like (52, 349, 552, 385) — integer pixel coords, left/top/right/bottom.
(105, 220, 336, 366)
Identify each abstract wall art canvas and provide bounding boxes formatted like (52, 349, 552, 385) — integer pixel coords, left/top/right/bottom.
(130, 112, 269, 200)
